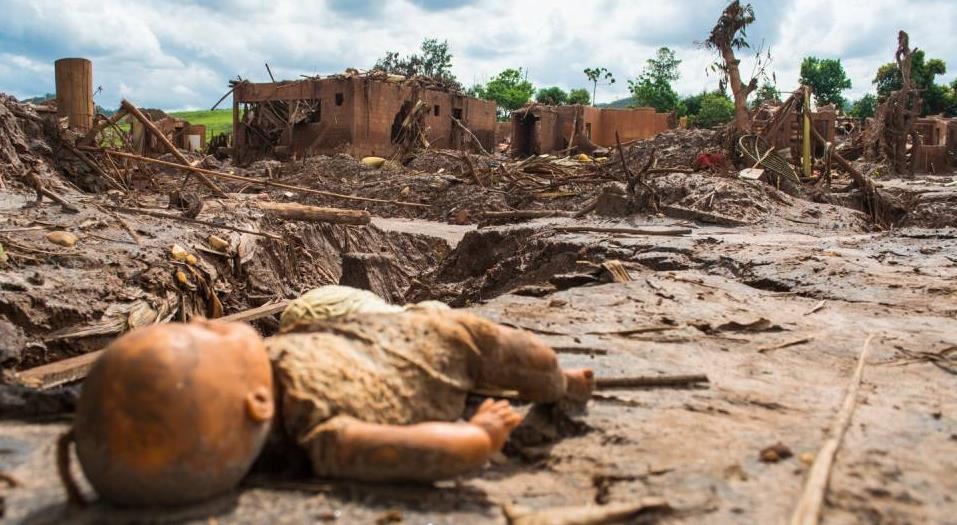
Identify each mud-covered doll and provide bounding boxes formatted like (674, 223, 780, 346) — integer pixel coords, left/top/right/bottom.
(62, 287, 594, 507)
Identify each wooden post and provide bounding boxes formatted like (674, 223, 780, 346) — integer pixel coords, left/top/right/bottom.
(232, 83, 242, 161)
(54, 58, 94, 132)
(803, 86, 812, 179)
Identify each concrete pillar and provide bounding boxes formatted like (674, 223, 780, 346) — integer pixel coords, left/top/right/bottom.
(54, 58, 94, 131)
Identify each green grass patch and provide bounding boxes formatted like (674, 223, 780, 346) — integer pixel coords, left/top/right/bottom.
(112, 109, 233, 143)
(167, 109, 233, 141)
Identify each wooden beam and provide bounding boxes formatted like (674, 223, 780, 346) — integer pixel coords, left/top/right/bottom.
(120, 99, 228, 198)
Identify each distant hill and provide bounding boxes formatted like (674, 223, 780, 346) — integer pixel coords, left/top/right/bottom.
(21, 93, 55, 104)
(598, 96, 638, 109)
(20, 92, 117, 116)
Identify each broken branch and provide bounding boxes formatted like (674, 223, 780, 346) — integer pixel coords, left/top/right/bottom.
(596, 374, 709, 389)
(789, 335, 874, 525)
(97, 148, 430, 208)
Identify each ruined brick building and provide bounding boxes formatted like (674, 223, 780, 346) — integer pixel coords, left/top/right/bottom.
(510, 104, 673, 155)
(231, 74, 496, 163)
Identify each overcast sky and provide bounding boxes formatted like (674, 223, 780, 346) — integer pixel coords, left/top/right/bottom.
(1, 0, 954, 110)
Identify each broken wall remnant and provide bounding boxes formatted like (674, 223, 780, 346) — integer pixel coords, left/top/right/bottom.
(130, 112, 204, 155)
(231, 73, 497, 164)
(752, 104, 836, 161)
(907, 116, 955, 173)
(54, 58, 94, 132)
(509, 104, 672, 156)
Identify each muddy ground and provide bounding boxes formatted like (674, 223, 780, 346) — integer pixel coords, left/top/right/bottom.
(1, 95, 956, 524)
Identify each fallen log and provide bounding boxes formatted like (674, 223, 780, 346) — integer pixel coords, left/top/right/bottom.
(120, 99, 228, 198)
(257, 201, 371, 225)
(95, 148, 430, 209)
(16, 300, 291, 390)
(451, 116, 491, 157)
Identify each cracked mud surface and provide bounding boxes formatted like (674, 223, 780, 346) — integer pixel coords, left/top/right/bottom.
(4, 215, 955, 524)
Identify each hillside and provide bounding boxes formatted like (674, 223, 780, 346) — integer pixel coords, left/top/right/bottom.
(598, 96, 637, 109)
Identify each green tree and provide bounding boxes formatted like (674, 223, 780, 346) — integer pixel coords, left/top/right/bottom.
(583, 67, 615, 106)
(694, 92, 735, 128)
(848, 94, 877, 119)
(374, 38, 461, 89)
(799, 57, 852, 108)
(874, 51, 946, 97)
(474, 68, 535, 119)
(535, 86, 568, 106)
(873, 50, 951, 115)
(678, 92, 706, 117)
(750, 81, 780, 109)
(567, 88, 591, 105)
(628, 47, 682, 113)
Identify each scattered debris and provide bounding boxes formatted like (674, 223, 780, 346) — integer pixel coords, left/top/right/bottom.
(759, 442, 794, 463)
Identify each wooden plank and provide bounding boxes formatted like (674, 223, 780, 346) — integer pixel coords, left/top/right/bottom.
(16, 300, 291, 390)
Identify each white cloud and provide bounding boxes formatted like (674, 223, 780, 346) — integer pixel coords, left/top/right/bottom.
(0, 0, 953, 108)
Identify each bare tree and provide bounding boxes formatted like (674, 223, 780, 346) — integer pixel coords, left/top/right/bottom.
(704, 1, 758, 133)
(864, 31, 922, 175)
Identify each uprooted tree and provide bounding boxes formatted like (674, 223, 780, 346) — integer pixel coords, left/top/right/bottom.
(864, 31, 922, 175)
(704, 1, 758, 134)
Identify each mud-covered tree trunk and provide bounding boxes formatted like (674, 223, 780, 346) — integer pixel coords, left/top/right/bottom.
(720, 46, 756, 133)
(706, 1, 758, 135)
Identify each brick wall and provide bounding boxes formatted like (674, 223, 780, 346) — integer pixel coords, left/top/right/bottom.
(234, 77, 497, 161)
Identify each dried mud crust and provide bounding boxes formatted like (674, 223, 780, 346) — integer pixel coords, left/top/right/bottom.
(5, 267, 956, 524)
(0, 186, 448, 370)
